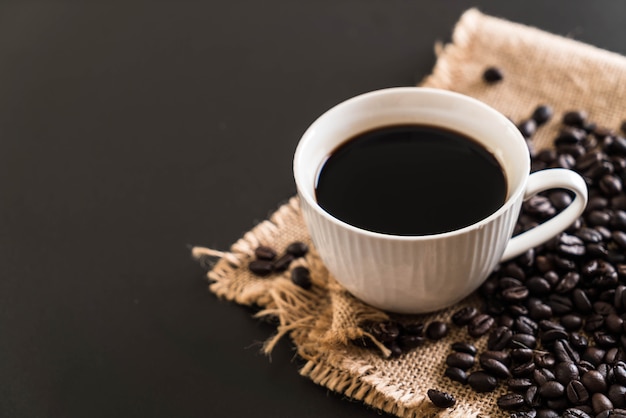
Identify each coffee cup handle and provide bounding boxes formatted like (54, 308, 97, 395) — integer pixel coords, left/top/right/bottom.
(501, 168, 588, 262)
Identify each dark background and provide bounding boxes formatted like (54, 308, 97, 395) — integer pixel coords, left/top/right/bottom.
(1, 1, 625, 417)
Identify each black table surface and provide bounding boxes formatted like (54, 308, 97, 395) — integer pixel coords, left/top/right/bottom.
(2, 2, 626, 417)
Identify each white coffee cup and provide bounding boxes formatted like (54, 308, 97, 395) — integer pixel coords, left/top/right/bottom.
(293, 87, 588, 314)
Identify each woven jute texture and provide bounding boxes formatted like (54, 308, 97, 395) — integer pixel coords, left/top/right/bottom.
(193, 9, 626, 417)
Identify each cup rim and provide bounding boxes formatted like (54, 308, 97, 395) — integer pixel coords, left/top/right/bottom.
(293, 87, 529, 241)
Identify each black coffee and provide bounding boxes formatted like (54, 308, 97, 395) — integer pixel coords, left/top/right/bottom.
(314, 124, 507, 235)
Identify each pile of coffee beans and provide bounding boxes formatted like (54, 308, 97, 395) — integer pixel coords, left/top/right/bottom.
(354, 105, 626, 416)
(249, 241, 311, 289)
(355, 320, 449, 357)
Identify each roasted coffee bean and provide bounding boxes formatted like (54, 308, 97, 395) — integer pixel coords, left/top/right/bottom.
(608, 384, 626, 408)
(527, 276, 552, 295)
(509, 304, 529, 317)
(609, 135, 626, 154)
(497, 392, 526, 411)
(588, 210, 612, 227)
(605, 348, 625, 365)
(481, 357, 512, 379)
(592, 393, 614, 415)
(585, 315, 605, 333)
(533, 367, 556, 386)
(468, 371, 498, 392)
(511, 411, 538, 418)
(386, 340, 403, 357)
(512, 348, 535, 363)
(468, 314, 495, 338)
(573, 289, 593, 314)
(452, 306, 478, 326)
(533, 105, 553, 125)
(550, 190, 574, 210)
(563, 110, 588, 127)
(544, 270, 561, 286)
(368, 321, 400, 343)
(612, 210, 626, 230)
(500, 276, 524, 289)
(427, 389, 456, 408)
(539, 381, 565, 399)
(510, 333, 537, 349)
(504, 263, 528, 281)
(555, 362, 580, 385)
(597, 409, 626, 418)
(567, 379, 590, 405)
(397, 334, 424, 349)
(518, 119, 537, 138)
(536, 409, 559, 418)
(560, 314, 583, 331)
(541, 329, 569, 345)
(425, 321, 448, 340)
(534, 352, 556, 369)
(549, 294, 573, 315)
(582, 370, 608, 393)
(291, 266, 312, 289)
(524, 195, 556, 218)
(400, 322, 424, 335)
(516, 317, 539, 335)
(555, 272, 581, 293)
(488, 326, 513, 350)
(545, 397, 570, 412)
(613, 231, 626, 249)
(539, 319, 566, 332)
(595, 301, 616, 316)
(502, 286, 529, 302)
(582, 347, 607, 366)
(444, 367, 468, 384)
(598, 363, 612, 381)
(483, 66, 504, 83)
(597, 225, 614, 240)
(600, 174, 623, 196)
(446, 352, 475, 370)
(273, 253, 295, 272)
(587, 242, 609, 258)
(286, 241, 309, 257)
(525, 385, 542, 408)
(486, 298, 506, 316)
(595, 331, 619, 348)
(451, 341, 477, 355)
(508, 378, 534, 392)
(248, 259, 274, 276)
(254, 245, 277, 260)
(512, 361, 536, 377)
(613, 195, 626, 210)
(577, 152, 605, 171)
(562, 408, 592, 418)
(569, 333, 589, 351)
(576, 227, 604, 243)
(481, 350, 512, 367)
(554, 340, 581, 363)
(577, 360, 596, 375)
(613, 362, 626, 385)
(529, 302, 554, 320)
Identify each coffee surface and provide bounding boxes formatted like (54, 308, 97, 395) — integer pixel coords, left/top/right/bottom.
(315, 124, 507, 235)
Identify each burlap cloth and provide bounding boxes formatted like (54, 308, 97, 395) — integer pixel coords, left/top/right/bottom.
(193, 9, 626, 417)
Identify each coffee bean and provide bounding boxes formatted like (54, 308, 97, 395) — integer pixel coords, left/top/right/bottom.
(555, 272, 581, 293)
(480, 357, 512, 379)
(600, 174, 623, 196)
(583, 347, 607, 366)
(511, 411, 538, 418)
(550, 190, 574, 210)
(367, 321, 400, 343)
(451, 341, 477, 355)
(468, 371, 498, 392)
(452, 306, 478, 326)
(595, 331, 619, 348)
(595, 301, 616, 315)
(508, 378, 534, 392)
(614, 362, 626, 385)
(555, 362, 580, 385)
(400, 322, 424, 335)
(512, 348, 534, 363)
(592, 392, 614, 415)
(613, 231, 626, 249)
(254, 245, 277, 261)
(608, 384, 626, 408)
(291, 266, 312, 289)
(533, 105, 554, 125)
(286, 241, 309, 257)
(468, 314, 495, 338)
(561, 314, 583, 331)
(563, 110, 588, 127)
(536, 409, 559, 418)
(605, 348, 625, 364)
(397, 334, 424, 350)
(497, 392, 526, 411)
(577, 360, 596, 375)
(273, 253, 295, 272)
(386, 340, 403, 357)
(425, 321, 448, 340)
(612, 210, 626, 230)
(562, 408, 592, 418)
(554, 340, 581, 363)
(585, 314, 606, 333)
(573, 289, 594, 314)
(518, 119, 537, 138)
(481, 350, 512, 367)
(533, 367, 556, 386)
(446, 352, 475, 370)
(582, 370, 608, 393)
(567, 379, 590, 405)
(509, 304, 529, 317)
(576, 227, 604, 243)
(248, 259, 274, 276)
(516, 317, 539, 335)
(483, 66, 504, 83)
(541, 329, 569, 345)
(570, 333, 590, 351)
(588, 210, 612, 227)
(596, 409, 626, 418)
(549, 294, 574, 315)
(534, 352, 556, 369)
(512, 361, 536, 377)
(444, 367, 468, 384)
(539, 319, 566, 332)
(539, 381, 565, 399)
(527, 276, 552, 295)
(524, 385, 541, 408)
(488, 326, 513, 350)
(427, 389, 456, 408)
(529, 301, 554, 320)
